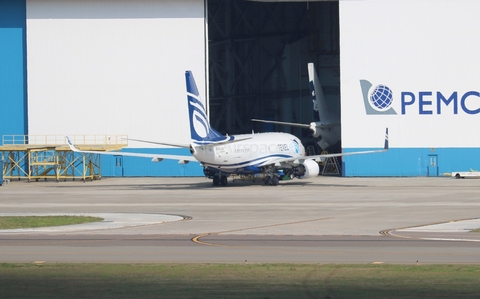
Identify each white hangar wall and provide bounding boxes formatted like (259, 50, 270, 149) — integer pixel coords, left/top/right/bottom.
(26, 0, 206, 176)
(340, 0, 480, 176)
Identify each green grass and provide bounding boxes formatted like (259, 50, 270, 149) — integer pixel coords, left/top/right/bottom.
(470, 228, 480, 233)
(0, 216, 103, 229)
(0, 263, 479, 298)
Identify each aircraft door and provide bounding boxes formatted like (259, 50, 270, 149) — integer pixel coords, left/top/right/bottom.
(427, 154, 438, 177)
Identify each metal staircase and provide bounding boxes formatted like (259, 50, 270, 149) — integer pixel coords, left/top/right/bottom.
(320, 150, 341, 175)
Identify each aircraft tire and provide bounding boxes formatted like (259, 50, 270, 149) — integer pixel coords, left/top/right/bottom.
(220, 175, 228, 186)
(213, 176, 220, 186)
(264, 176, 271, 186)
(272, 176, 279, 186)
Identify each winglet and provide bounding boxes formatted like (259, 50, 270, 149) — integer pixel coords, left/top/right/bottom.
(384, 127, 389, 150)
(65, 135, 79, 152)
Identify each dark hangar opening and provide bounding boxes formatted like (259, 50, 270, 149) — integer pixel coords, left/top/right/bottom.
(207, 0, 340, 153)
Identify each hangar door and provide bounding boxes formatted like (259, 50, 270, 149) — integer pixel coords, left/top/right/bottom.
(207, 0, 341, 154)
(26, 0, 206, 149)
(25, 0, 208, 177)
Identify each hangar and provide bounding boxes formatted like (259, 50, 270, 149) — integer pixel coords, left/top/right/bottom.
(1, 0, 479, 178)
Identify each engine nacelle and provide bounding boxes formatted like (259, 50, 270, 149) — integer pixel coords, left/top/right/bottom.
(294, 159, 320, 179)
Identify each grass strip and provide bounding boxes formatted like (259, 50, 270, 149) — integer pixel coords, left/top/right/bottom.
(0, 263, 479, 299)
(0, 216, 103, 229)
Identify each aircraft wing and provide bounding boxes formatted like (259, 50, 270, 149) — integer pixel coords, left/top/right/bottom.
(66, 136, 197, 163)
(306, 147, 387, 162)
(260, 127, 389, 167)
(126, 138, 190, 148)
(258, 148, 388, 168)
(128, 136, 252, 147)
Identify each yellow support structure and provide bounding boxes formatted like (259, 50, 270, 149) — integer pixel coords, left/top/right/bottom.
(0, 135, 127, 182)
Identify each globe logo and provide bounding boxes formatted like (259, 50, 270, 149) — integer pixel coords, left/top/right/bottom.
(369, 85, 393, 111)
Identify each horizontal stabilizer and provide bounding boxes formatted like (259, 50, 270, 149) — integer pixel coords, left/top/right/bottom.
(315, 122, 341, 129)
(251, 119, 310, 129)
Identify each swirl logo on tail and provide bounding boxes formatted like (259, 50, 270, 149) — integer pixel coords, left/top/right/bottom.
(185, 71, 225, 143)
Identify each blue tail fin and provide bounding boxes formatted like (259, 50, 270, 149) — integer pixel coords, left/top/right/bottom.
(185, 71, 225, 143)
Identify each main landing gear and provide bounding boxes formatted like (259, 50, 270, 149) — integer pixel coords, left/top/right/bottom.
(213, 174, 228, 186)
(263, 175, 279, 186)
(204, 168, 228, 187)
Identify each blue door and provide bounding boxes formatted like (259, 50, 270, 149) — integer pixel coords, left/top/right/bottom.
(427, 154, 438, 177)
(114, 156, 124, 177)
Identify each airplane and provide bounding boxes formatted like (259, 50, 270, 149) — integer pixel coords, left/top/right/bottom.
(252, 62, 341, 150)
(66, 70, 388, 186)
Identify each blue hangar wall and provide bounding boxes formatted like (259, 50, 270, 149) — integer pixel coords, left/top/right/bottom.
(340, 0, 480, 177)
(0, 0, 28, 139)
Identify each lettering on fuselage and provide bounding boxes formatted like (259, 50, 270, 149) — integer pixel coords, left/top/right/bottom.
(197, 143, 294, 154)
(231, 143, 290, 154)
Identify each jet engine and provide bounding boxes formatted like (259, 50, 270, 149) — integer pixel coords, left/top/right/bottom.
(293, 159, 320, 179)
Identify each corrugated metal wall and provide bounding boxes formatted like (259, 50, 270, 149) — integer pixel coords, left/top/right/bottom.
(0, 0, 28, 139)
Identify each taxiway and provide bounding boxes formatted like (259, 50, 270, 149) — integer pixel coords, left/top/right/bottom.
(0, 176, 479, 264)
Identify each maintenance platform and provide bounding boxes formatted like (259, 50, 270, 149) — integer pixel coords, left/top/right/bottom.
(0, 135, 127, 182)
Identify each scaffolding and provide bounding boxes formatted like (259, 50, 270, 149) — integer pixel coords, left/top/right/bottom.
(0, 135, 127, 182)
(320, 150, 341, 175)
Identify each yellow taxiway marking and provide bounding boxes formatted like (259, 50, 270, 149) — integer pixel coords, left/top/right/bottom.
(192, 217, 333, 247)
(380, 217, 480, 239)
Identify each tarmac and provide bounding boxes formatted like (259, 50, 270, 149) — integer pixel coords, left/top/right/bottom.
(0, 212, 479, 242)
(0, 176, 479, 263)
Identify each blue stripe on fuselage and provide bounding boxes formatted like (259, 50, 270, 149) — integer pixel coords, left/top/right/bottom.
(201, 154, 292, 172)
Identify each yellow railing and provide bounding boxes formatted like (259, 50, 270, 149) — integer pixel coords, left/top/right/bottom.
(2, 135, 128, 146)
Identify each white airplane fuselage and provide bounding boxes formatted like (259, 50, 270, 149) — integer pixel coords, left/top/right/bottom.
(191, 132, 305, 174)
(66, 70, 388, 187)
